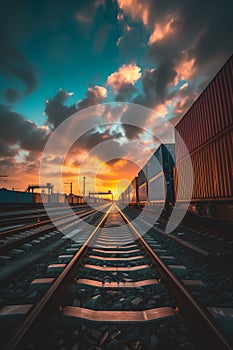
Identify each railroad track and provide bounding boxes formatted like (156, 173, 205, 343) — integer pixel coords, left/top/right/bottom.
(0, 205, 90, 228)
(1, 204, 232, 349)
(129, 206, 233, 271)
(0, 205, 109, 255)
(0, 205, 93, 238)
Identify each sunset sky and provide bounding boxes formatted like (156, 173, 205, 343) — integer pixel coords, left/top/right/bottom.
(0, 0, 232, 197)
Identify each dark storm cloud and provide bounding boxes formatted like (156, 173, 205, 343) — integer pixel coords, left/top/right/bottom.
(117, 0, 233, 113)
(45, 89, 78, 129)
(115, 84, 137, 102)
(45, 86, 107, 128)
(142, 63, 176, 107)
(74, 128, 123, 152)
(4, 88, 20, 103)
(0, 26, 39, 99)
(0, 140, 18, 158)
(120, 106, 152, 140)
(0, 104, 49, 152)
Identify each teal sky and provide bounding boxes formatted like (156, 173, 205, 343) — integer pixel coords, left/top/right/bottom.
(0, 0, 232, 191)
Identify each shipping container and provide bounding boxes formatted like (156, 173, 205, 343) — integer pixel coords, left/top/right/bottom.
(122, 185, 130, 204)
(147, 144, 175, 180)
(129, 177, 138, 203)
(33, 193, 49, 204)
(148, 173, 165, 202)
(147, 146, 163, 180)
(174, 56, 233, 220)
(0, 189, 33, 203)
(138, 182, 147, 202)
(138, 165, 148, 186)
(50, 193, 66, 203)
(174, 128, 233, 219)
(174, 128, 233, 201)
(175, 55, 233, 163)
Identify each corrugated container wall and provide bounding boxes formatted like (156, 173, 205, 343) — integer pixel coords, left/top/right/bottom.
(175, 55, 233, 163)
(0, 189, 33, 203)
(138, 164, 148, 186)
(148, 174, 165, 202)
(130, 177, 138, 203)
(138, 183, 147, 202)
(174, 128, 233, 200)
(147, 146, 163, 180)
(147, 144, 175, 180)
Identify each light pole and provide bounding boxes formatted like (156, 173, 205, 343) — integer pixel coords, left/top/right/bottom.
(83, 177, 86, 197)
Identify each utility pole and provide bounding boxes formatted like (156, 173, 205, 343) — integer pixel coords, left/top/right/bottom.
(83, 177, 86, 197)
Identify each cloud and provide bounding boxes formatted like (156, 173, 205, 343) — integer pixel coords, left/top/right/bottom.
(173, 55, 196, 86)
(4, 88, 20, 103)
(149, 16, 178, 45)
(0, 28, 38, 99)
(117, 0, 150, 26)
(117, 0, 232, 121)
(0, 103, 50, 189)
(0, 104, 49, 153)
(141, 64, 176, 106)
(106, 63, 141, 101)
(75, 0, 106, 23)
(0, 141, 18, 158)
(45, 87, 107, 128)
(45, 89, 77, 129)
(117, 24, 146, 62)
(107, 63, 141, 92)
(78, 86, 107, 109)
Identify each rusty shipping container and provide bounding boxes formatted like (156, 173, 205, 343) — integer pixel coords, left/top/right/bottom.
(175, 55, 233, 163)
(174, 55, 233, 220)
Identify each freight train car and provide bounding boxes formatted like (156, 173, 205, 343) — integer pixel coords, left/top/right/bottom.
(0, 189, 33, 204)
(138, 165, 148, 204)
(66, 194, 85, 205)
(130, 177, 139, 204)
(121, 144, 175, 209)
(50, 193, 66, 203)
(174, 55, 233, 221)
(0, 188, 83, 206)
(121, 177, 139, 205)
(138, 144, 175, 206)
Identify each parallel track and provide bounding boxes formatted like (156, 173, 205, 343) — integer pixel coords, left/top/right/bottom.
(3, 204, 232, 350)
(0, 205, 108, 254)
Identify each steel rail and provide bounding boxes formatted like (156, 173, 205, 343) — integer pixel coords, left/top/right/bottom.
(0, 205, 104, 238)
(0, 205, 109, 254)
(4, 205, 112, 350)
(117, 204, 232, 350)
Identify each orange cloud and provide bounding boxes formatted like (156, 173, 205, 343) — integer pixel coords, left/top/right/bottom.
(90, 85, 107, 99)
(149, 17, 177, 45)
(174, 56, 196, 85)
(106, 63, 141, 92)
(153, 104, 168, 118)
(117, 0, 149, 26)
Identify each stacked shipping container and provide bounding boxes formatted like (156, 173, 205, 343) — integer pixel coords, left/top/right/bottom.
(146, 144, 175, 204)
(0, 189, 84, 205)
(121, 144, 175, 206)
(174, 55, 233, 220)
